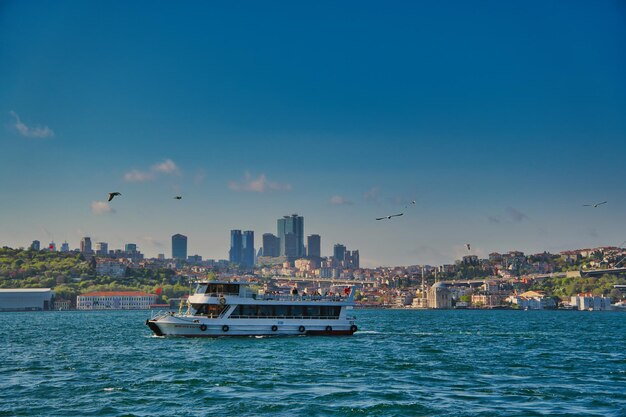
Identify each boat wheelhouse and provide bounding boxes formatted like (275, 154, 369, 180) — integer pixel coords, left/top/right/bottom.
(146, 281, 358, 337)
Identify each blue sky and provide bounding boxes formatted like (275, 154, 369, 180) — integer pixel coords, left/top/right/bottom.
(1, 1, 625, 266)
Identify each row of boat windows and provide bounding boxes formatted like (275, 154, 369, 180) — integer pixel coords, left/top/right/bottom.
(201, 284, 240, 295)
(192, 304, 342, 318)
(231, 305, 341, 318)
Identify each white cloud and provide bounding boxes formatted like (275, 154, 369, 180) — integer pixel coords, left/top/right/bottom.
(9, 111, 55, 138)
(123, 159, 180, 182)
(91, 201, 115, 215)
(152, 159, 180, 175)
(124, 169, 155, 182)
(363, 187, 381, 203)
(228, 172, 292, 193)
(141, 236, 163, 248)
(330, 195, 353, 205)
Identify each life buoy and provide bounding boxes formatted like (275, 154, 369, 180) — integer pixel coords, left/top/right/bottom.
(325, 326, 332, 332)
(199, 324, 207, 331)
(222, 325, 229, 332)
(219, 297, 226, 305)
(271, 325, 278, 332)
(298, 325, 305, 333)
(350, 325, 358, 333)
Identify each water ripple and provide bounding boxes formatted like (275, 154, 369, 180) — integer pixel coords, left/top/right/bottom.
(1, 310, 625, 416)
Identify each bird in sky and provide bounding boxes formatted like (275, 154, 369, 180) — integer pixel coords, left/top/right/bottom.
(107, 192, 121, 202)
(376, 213, 404, 220)
(583, 201, 607, 207)
(173, 196, 182, 200)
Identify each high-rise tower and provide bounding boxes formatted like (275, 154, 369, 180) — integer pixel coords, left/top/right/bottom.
(242, 230, 255, 268)
(307, 234, 321, 258)
(229, 230, 242, 264)
(172, 234, 188, 260)
(262, 233, 280, 257)
(277, 214, 304, 258)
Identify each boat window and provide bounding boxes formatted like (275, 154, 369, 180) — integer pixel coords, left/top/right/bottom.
(229, 304, 341, 319)
(192, 303, 228, 317)
(204, 283, 240, 296)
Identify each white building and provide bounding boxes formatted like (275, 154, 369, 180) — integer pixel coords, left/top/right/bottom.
(95, 260, 127, 278)
(77, 291, 157, 310)
(0, 288, 54, 311)
(570, 293, 612, 311)
(506, 291, 556, 310)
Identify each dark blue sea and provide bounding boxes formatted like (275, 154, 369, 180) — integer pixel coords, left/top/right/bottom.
(1, 309, 625, 416)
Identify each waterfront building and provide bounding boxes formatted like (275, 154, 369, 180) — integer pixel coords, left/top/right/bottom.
(570, 293, 612, 311)
(77, 291, 157, 310)
(172, 234, 188, 260)
(125, 243, 137, 253)
(506, 291, 556, 310)
(229, 230, 242, 264)
(60, 241, 69, 252)
(95, 242, 108, 256)
(30, 240, 40, 251)
(80, 237, 92, 254)
(157, 253, 165, 260)
(427, 282, 452, 309)
(277, 214, 304, 258)
(242, 230, 255, 268)
(334, 244, 346, 262)
(262, 233, 280, 257)
(0, 288, 54, 311)
(471, 294, 502, 308)
(307, 234, 321, 258)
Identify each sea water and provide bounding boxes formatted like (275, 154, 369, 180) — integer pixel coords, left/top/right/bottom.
(1, 309, 625, 416)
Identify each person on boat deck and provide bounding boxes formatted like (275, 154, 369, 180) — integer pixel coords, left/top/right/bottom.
(291, 286, 298, 295)
(302, 288, 308, 296)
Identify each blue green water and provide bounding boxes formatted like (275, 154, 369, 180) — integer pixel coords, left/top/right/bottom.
(1, 309, 625, 416)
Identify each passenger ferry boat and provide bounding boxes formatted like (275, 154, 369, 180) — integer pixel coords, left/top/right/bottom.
(146, 281, 358, 337)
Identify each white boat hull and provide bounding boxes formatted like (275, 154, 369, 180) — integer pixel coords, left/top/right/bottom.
(147, 315, 357, 337)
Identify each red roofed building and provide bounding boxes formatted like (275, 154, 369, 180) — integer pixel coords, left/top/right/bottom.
(77, 291, 157, 310)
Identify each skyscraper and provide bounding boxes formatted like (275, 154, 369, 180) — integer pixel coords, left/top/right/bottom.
(277, 214, 304, 258)
(307, 234, 321, 258)
(229, 230, 242, 264)
(262, 233, 280, 257)
(80, 237, 92, 254)
(333, 244, 346, 262)
(242, 230, 255, 268)
(283, 233, 297, 258)
(30, 240, 40, 251)
(95, 242, 108, 256)
(60, 242, 69, 252)
(125, 243, 137, 254)
(172, 234, 188, 260)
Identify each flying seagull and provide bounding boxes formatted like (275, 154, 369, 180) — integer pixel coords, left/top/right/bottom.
(173, 196, 182, 200)
(583, 201, 607, 208)
(376, 213, 404, 220)
(108, 192, 121, 202)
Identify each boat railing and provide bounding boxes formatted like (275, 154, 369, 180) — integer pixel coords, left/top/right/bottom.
(254, 294, 351, 302)
(228, 314, 340, 320)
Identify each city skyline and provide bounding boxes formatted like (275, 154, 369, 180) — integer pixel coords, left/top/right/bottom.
(1, 1, 625, 267)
